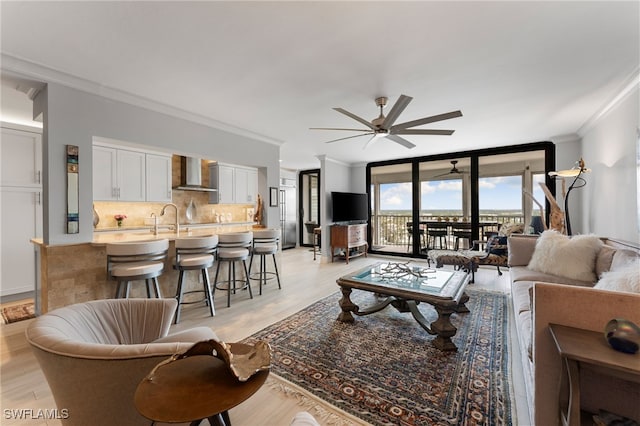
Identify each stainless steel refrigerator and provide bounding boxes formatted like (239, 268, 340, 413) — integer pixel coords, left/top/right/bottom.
(280, 181, 297, 249)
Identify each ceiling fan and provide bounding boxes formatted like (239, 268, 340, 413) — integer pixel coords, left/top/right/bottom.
(311, 94, 462, 149)
(434, 160, 468, 178)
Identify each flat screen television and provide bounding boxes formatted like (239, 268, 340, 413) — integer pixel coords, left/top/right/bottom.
(331, 191, 368, 224)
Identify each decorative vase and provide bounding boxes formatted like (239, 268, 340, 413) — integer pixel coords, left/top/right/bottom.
(604, 318, 640, 354)
(186, 199, 196, 223)
(117, 219, 123, 228)
(93, 205, 100, 228)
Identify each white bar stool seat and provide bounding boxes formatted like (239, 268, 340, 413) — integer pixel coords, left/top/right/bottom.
(213, 232, 253, 307)
(173, 235, 218, 324)
(249, 229, 282, 295)
(106, 239, 169, 299)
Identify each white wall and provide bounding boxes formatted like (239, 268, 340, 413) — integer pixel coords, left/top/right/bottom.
(35, 83, 280, 245)
(317, 156, 354, 259)
(581, 86, 639, 242)
(551, 136, 583, 233)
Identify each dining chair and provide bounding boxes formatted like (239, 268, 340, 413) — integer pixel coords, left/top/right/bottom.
(426, 222, 449, 250)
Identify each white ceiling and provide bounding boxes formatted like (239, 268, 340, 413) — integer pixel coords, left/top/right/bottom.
(1, 1, 638, 171)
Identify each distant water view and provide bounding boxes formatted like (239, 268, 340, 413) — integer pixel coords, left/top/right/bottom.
(377, 209, 524, 218)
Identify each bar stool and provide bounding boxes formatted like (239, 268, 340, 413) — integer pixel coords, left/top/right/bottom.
(213, 232, 253, 307)
(173, 235, 218, 324)
(106, 239, 169, 299)
(313, 227, 321, 261)
(248, 229, 282, 295)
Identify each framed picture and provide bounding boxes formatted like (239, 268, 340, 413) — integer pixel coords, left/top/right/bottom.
(269, 187, 279, 207)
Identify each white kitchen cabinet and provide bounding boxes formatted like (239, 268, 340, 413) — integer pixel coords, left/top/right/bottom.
(116, 149, 145, 201)
(93, 145, 118, 200)
(0, 127, 42, 187)
(236, 167, 258, 203)
(0, 187, 42, 296)
(145, 153, 172, 202)
(209, 163, 257, 204)
(93, 144, 167, 202)
(209, 163, 235, 204)
(0, 125, 42, 297)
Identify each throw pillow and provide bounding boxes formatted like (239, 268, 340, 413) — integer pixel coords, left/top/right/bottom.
(486, 236, 508, 256)
(498, 222, 525, 237)
(594, 260, 640, 293)
(527, 230, 603, 282)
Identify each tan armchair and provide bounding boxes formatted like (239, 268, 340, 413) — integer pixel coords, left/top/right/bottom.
(25, 298, 218, 426)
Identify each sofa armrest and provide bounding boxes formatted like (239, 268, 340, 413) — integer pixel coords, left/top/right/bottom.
(507, 234, 538, 266)
(533, 283, 640, 425)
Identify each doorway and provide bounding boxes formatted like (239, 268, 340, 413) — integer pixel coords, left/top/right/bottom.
(299, 169, 320, 247)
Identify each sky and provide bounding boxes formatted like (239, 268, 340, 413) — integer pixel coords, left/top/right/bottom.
(377, 174, 546, 211)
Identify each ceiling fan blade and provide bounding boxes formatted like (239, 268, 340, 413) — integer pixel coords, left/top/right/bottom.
(393, 129, 455, 136)
(324, 132, 374, 144)
(381, 94, 412, 129)
(386, 134, 416, 149)
(391, 110, 463, 131)
(333, 108, 377, 130)
(363, 134, 379, 150)
(310, 127, 372, 132)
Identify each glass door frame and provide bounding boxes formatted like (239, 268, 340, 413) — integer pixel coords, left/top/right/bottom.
(366, 141, 556, 259)
(298, 169, 320, 247)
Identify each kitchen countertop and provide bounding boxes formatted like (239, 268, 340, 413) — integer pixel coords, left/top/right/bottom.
(92, 221, 257, 245)
(31, 222, 260, 247)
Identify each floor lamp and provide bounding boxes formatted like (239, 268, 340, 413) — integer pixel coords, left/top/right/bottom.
(548, 158, 590, 236)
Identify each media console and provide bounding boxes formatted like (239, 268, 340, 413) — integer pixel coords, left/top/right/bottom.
(330, 223, 368, 264)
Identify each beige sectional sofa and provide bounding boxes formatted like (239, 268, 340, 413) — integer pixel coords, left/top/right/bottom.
(506, 233, 640, 425)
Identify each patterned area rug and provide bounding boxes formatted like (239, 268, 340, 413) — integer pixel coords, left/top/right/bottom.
(243, 289, 513, 425)
(1, 302, 35, 324)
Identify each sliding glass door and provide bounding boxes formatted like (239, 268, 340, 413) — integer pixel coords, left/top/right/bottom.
(366, 142, 554, 259)
(370, 163, 415, 255)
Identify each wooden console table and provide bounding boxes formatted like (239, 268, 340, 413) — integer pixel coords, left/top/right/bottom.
(330, 223, 368, 264)
(548, 323, 640, 426)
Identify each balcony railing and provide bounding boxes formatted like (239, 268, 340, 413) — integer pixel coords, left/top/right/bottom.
(370, 213, 526, 249)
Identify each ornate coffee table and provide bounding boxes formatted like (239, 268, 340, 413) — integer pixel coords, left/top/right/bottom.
(336, 261, 470, 351)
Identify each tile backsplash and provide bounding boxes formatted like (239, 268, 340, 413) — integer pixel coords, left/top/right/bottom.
(94, 191, 255, 229)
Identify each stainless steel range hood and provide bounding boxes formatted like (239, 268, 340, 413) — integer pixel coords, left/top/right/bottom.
(174, 156, 217, 192)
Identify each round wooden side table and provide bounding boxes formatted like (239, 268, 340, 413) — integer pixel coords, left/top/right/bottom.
(134, 343, 269, 426)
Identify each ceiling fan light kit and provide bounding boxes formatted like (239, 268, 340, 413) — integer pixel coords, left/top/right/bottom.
(312, 94, 462, 149)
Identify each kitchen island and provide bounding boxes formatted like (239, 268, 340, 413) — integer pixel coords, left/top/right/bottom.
(32, 222, 259, 313)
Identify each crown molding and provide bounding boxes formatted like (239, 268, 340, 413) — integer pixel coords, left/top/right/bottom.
(317, 154, 351, 168)
(549, 133, 581, 144)
(1, 54, 284, 146)
(577, 67, 640, 137)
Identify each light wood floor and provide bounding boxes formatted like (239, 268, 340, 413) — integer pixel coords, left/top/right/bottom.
(0, 248, 530, 425)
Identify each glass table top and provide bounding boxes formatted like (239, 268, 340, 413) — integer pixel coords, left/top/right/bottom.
(345, 261, 463, 296)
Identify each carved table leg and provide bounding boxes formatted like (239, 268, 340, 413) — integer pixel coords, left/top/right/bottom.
(337, 286, 357, 322)
(456, 292, 470, 313)
(430, 304, 459, 351)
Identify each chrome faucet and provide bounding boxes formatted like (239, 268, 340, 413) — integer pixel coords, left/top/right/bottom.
(150, 212, 159, 235)
(161, 203, 180, 234)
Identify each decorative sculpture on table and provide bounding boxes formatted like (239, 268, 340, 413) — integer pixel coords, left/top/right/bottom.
(539, 183, 566, 234)
(604, 318, 640, 354)
(253, 194, 264, 225)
